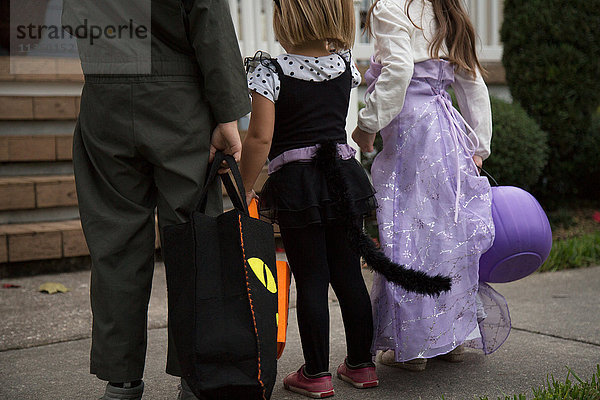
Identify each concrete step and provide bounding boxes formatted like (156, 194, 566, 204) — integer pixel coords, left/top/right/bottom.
(0, 56, 83, 83)
(0, 121, 77, 136)
(0, 162, 74, 178)
(0, 220, 87, 263)
(0, 218, 164, 265)
(0, 175, 77, 212)
(0, 134, 73, 162)
(0, 58, 84, 122)
(0, 96, 80, 121)
(0, 206, 80, 225)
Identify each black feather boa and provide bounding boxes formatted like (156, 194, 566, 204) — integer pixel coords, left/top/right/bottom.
(314, 141, 451, 296)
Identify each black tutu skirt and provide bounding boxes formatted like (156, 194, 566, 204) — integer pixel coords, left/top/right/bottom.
(259, 157, 377, 229)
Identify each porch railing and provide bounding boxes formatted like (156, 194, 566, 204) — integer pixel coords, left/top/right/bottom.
(232, 0, 504, 62)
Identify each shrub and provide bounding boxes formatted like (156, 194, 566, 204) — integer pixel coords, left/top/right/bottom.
(539, 231, 600, 272)
(484, 97, 549, 190)
(501, 0, 600, 201)
(572, 113, 600, 200)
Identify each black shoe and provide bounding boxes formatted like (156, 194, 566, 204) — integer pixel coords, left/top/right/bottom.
(100, 381, 144, 400)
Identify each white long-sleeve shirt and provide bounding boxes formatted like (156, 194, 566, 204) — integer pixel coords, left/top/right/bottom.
(357, 0, 492, 159)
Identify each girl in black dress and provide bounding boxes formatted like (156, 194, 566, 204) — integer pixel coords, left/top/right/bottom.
(239, 0, 378, 397)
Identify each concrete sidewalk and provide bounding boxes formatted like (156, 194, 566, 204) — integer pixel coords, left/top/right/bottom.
(1, 264, 598, 399)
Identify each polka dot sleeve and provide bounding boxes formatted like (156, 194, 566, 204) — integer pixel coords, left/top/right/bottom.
(247, 63, 280, 103)
(340, 51, 362, 88)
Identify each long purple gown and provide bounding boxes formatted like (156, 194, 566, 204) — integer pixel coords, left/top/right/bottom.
(367, 59, 511, 361)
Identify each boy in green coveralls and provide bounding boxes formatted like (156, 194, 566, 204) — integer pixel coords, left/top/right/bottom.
(62, 0, 250, 398)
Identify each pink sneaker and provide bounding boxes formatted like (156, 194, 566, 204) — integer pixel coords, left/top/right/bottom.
(283, 365, 334, 398)
(336, 359, 379, 389)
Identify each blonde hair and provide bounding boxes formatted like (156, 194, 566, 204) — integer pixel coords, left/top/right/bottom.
(273, 0, 355, 51)
(365, 0, 484, 78)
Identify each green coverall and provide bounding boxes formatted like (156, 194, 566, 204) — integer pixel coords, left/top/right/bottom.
(67, 0, 250, 382)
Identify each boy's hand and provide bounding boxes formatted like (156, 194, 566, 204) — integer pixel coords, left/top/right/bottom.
(210, 121, 242, 173)
(352, 126, 376, 153)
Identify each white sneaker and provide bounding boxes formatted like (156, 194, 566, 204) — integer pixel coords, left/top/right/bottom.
(376, 350, 427, 371)
(435, 344, 465, 363)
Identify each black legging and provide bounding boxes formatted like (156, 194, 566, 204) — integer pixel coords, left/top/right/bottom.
(280, 222, 374, 375)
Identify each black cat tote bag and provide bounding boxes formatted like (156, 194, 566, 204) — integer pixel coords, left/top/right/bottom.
(162, 152, 278, 400)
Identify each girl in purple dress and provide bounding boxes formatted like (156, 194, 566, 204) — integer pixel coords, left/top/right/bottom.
(352, 0, 511, 370)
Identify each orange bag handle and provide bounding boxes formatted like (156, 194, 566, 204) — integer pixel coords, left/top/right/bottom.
(248, 198, 260, 219)
(275, 260, 291, 358)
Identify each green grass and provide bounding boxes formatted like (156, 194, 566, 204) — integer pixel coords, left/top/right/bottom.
(479, 365, 600, 400)
(540, 231, 600, 272)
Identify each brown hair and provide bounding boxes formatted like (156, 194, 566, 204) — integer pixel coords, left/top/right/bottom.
(365, 0, 484, 78)
(273, 0, 356, 51)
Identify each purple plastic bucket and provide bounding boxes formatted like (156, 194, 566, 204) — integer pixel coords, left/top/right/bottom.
(479, 186, 552, 283)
